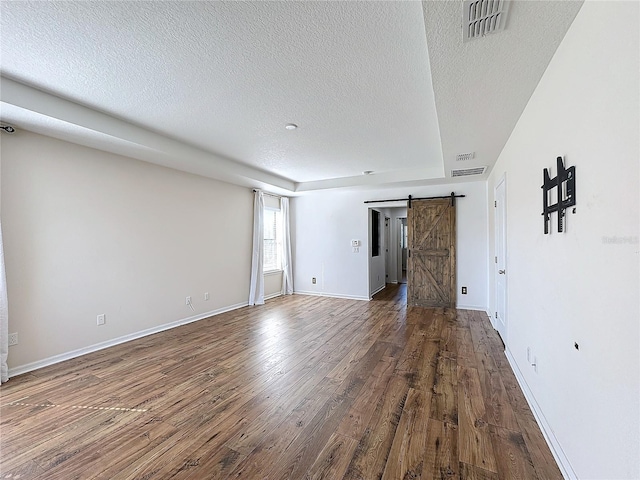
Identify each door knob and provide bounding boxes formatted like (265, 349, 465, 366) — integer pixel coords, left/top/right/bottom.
(498, 269, 505, 274)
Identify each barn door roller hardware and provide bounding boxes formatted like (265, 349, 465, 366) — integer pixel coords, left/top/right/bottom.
(542, 156, 576, 234)
(364, 192, 465, 208)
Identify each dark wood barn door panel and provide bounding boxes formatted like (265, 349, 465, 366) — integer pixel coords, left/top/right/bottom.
(407, 199, 456, 307)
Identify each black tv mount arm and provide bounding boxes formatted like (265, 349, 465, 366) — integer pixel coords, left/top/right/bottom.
(542, 156, 576, 234)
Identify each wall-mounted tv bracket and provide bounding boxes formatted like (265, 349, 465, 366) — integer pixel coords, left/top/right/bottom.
(542, 156, 576, 234)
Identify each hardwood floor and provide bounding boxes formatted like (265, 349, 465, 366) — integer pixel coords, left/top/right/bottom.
(0, 284, 561, 479)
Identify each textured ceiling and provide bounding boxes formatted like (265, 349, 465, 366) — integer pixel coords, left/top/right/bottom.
(0, 1, 583, 192)
(422, 0, 584, 180)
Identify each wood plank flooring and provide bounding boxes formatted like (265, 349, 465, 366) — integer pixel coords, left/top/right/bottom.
(0, 284, 561, 479)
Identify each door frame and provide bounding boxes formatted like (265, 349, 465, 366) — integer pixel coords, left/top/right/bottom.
(384, 216, 391, 284)
(495, 175, 508, 344)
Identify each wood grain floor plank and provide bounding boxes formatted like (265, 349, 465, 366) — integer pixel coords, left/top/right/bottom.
(423, 418, 459, 479)
(381, 388, 432, 480)
(335, 348, 397, 440)
(474, 348, 519, 431)
(266, 393, 354, 480)
(430, 354, 458, 425)
(304, 433, 359, 480)
(226, 390, 332, 479)
(489, 425, 539, 480)
(458, 366, 498, 473)
(342, 376, 408, 480)
(514, 412, 563, 480)
(460, 461, 500, 480)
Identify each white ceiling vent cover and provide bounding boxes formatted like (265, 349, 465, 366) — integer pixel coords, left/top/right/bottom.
(463, 0, 510, 42)
(456, 152, 475, 161)
(451, 166, 487, 177)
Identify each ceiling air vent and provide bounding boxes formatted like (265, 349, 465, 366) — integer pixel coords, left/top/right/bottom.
(456, 152, 475, 162)
(451, 166, 487, 177)
(463, 0, 510, 42)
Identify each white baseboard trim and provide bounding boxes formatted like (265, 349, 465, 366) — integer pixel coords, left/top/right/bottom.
(505, 349, 576, 480)
(293, 290, 370, 301)
(8, 301, 248, 379)
(455, 304, 488, 311)
(369, 284, 386, 298)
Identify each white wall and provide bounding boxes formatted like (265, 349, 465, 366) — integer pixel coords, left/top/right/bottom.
(264, 271, 283, 299)
(292, 181, 488, 308)
(487, 2, 639, 478)
(2, 131, 254, 371)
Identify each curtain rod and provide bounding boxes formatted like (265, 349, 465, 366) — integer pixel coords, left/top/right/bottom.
(252, 189, 282, 199)
(364, 192, 465, 207)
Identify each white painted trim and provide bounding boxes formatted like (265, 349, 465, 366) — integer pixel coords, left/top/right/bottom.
(7, 301, 248, 378)
(455, 304, 488, 311)
(370, 284, 386, 298)
(494, 173, 508, 344)
(293, 290, 370, 301)
(505, 349, 576, 480)
(486, 309, 497, 329)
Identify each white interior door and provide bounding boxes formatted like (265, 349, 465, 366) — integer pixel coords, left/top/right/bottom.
(495, 177, 507, 345)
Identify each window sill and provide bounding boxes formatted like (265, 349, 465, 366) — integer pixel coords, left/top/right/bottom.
(264, 269, 283, 276)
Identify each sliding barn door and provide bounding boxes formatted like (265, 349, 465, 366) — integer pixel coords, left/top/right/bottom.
(407, 199, 456, 307)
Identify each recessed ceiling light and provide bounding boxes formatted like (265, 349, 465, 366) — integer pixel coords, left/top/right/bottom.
(285, 123, 298, 130)
(363, 170, 374, 175)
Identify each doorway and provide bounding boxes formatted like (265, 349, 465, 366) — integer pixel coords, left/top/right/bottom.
(398, 218, 407, 284)
(495, 177, 508, 344)
(368, 207, 407, 298)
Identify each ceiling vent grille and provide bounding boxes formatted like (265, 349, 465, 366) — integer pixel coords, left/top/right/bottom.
(456, 152, 475, 162)
(451, 166, 487, 177)
(463, 0, 510, 42)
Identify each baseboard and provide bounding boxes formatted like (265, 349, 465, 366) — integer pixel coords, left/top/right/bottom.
(505, 349, 576, 480)
(293, 290, 370, 301)
(7, 301, 248, 379)
(455, 304, 488, 311)
(370, 284, 386, 298)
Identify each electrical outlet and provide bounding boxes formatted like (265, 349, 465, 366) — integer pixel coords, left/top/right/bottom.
(8, 332, 18, 346)
(532, 356, 538, 373)
(97, 314, 106, 326)
(312, 278, 316, 284)
(186, 296, 192, 305)
(204, 292, 210, 301)
(461, 286, 467, 294)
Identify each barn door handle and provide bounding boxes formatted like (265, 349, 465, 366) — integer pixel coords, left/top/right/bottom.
(498, 269, 505, 274)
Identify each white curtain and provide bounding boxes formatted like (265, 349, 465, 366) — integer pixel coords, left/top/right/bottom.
(281, 197, 294, 295)
(248, 190, 265, 306)
(1, 222, 8, 383)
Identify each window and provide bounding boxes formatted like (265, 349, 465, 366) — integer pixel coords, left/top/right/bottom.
(263, 207, 282, 272)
